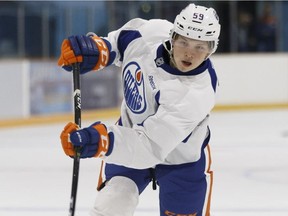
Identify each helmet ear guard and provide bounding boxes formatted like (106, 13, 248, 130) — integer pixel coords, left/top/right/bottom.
(172, 3, 221, 55)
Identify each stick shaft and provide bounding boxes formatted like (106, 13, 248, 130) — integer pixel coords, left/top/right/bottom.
(73, 63, 81, 127)
(69, 63, 81, 216)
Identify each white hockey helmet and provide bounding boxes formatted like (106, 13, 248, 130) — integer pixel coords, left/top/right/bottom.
(172, 3, 221, 54)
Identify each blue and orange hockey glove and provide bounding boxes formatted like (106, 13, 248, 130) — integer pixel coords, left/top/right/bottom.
(57, 34, 110, 74)
(60, 122, 114, 158)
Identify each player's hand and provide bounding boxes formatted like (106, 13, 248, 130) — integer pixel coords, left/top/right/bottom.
(57, 35, 110, 74)
(60, 122, 114, 158)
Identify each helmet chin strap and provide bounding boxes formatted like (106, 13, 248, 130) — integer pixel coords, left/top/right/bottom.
(205, 53, 212, 60)
(163, 29, 180, 68)
(162, 38, 172, 55)
(162, 39, 177, 69)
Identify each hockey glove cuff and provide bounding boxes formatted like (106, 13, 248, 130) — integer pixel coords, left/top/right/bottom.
(60, 122, 114, 158)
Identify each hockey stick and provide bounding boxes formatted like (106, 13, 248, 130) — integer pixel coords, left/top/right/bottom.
(69, 63, 81, 216)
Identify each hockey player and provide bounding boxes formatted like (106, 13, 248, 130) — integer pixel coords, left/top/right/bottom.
(58, 3, 221, 216)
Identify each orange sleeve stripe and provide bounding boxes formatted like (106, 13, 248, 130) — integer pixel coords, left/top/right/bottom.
(205, 144, 213, 216)
(97, 161, 105, 191)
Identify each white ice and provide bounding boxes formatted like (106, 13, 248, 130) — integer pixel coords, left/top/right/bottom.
(0, 109, 288, 216)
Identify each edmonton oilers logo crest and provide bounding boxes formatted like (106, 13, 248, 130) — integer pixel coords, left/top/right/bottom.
(123, 62, 146, 114)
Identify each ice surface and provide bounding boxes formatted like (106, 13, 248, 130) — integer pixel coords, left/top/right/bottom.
(1, 110, 288, 216)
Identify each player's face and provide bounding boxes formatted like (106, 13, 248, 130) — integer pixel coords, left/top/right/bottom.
(172, 36, 211, 72)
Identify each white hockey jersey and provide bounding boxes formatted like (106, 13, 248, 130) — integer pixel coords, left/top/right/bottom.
(100, 18, 218, 169)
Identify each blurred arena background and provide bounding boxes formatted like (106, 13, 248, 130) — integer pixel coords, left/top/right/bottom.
(0, 1, 287, 124)
(1, 2, 288, 216)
